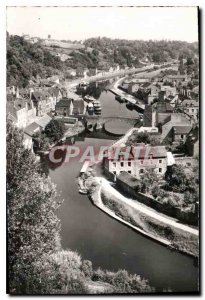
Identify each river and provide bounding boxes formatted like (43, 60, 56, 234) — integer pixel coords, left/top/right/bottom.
(48, 89, 198, 293)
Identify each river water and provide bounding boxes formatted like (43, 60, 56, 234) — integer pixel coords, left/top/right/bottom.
(48, 89, 199, 292)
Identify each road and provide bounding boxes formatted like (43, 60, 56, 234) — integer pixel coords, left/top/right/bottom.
(64, 64, 155, 88)
(97, 177, 198, 236)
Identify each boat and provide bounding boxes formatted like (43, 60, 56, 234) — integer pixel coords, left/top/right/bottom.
(93, 100, 101, 107)
(95, 110, 102, 116)
(115, 95, 124, 103)
(126, 102, 134, 110)
(87, 102, 94, 115)
(79, 189, 88, 195)
(84, 95, 95, 102)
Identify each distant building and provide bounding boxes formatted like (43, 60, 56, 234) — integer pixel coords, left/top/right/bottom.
(172, 125, 192, 142)
(31, 90, 54, 116)
(72, 99, 86, 115)
(55, 98, 73, 116)
(185, 125, 199, 157)
(6, 98, 36, 128)
(180, 99, 199, 121)
(163, 75, 189, 85)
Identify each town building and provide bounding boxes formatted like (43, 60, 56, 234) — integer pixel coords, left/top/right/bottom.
(180, 99, 199, 121)
(172, 125, 192, 142)
(6, 98, 36, 128)
(163, 75, 190, 85)
(103, 144, 168, 179)
(185, 125, 199, 157)
(55, 98, 73, 116)
(31, 90, 55, 116)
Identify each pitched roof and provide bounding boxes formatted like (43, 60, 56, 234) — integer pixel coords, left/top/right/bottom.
(55, 98, 72, 108)
(24, 122, 40, 136)
(35, 115, 52, 128)
(173, 125, 192, 135)
(156, 102, 174, 113)
(106, 144, 167, 160)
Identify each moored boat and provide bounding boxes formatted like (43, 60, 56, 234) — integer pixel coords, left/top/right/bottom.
(79, 189, 88, 195)
(87, 102, 94, 115)
(84, 95, 95, 102)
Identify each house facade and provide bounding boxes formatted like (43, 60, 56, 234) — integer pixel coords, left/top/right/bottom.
(55, 98, 73, 116)
(6, 98, 36, 128)
(180, 99, 199, 121)
(172, 125, 192, 142)
(103, 144, 167, 179)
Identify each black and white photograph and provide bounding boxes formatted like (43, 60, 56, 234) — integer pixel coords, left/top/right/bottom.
(5, 4, 200, 295)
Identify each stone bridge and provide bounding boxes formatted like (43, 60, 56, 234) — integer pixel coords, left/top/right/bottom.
(86, 115, 138, 127)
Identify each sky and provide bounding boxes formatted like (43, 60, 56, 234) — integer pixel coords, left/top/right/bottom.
(6, 6, 198, 42)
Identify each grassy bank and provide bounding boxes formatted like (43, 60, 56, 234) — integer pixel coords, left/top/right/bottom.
(100, 188, 198, 257)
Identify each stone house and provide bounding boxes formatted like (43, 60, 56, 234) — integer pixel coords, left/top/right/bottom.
(6, 98, 36, 128)
(103, 144, 167, 179)
(31, 90, 54, 116)
(55, 98, 73, 116)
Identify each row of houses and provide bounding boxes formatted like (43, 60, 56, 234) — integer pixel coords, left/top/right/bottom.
(103, 120, 198, 180)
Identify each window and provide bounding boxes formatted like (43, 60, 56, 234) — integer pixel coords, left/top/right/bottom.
(128, 161, 131, 167)
(181, 134, 184, 139)
(113, 162, 116, 167)
(120, 162, 124, 167)
(128, 171, 131, 174)
(192, 109, 194, 112)
(159, 168, 162, 173)
(141, 160, 144, 165)
(139, 169, 144, 174)
(159, 159, 162, 163)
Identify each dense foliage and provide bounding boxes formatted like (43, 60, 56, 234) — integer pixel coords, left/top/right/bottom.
(44, 119, 66, 143)
(7, 34, 198, 87)
(84, 37, 198, 65)
(126, 131, 161, 146)
(7, 121, 154, 294)
(7, 33, 63, 87)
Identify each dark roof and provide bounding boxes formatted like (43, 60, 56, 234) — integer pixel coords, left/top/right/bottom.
(156, 102, 174, 113)
(55, 98, 72, 108)
(143, 105, 153, 127)
(72, 99, 85, 114)
(106, 144, 167, 160)
(173, 125, 192, 135)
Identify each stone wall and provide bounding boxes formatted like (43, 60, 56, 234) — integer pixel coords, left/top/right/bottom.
(116, 177, 198, 226)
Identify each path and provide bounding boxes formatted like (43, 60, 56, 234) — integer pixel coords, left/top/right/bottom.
(97, 177, 198, 236)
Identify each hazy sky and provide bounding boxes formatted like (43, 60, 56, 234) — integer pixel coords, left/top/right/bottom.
(6, 6, 198, 42)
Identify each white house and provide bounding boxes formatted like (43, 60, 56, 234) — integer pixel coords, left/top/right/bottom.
(103, 144, 167, 179)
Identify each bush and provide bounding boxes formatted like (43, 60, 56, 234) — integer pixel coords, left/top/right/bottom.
(44, 119, 66, 143)
(81, 260, 93, 278)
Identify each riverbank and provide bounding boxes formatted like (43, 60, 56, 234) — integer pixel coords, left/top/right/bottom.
(62, 121, 85, 140)
(84, 175, 198, 258)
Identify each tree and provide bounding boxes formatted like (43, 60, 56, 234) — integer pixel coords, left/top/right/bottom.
(44, 119, 66, 143)
(81, 260, 93, 278)
(7, 121, 62, 293)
